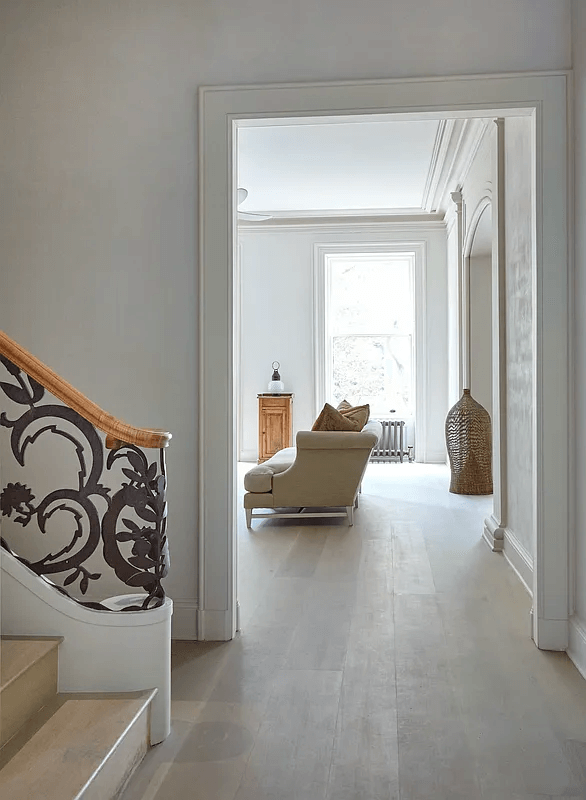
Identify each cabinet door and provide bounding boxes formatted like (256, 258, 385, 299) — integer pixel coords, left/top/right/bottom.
(258, 399, 292, 462)
(264, 407, 288, 458)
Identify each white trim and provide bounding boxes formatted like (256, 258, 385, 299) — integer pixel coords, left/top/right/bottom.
(242, 206, 427, 219)
(423, 448, 447, 464)
(463, 196, 493, 259)
(171, 599, 199, 640)
(200, 70, 567, 95)
(1, 549, 171, 626)
(530, 80, 570, 649)
(568, 615, 586, 678)
(312, 242, 427, 460)
(236, 240, 244, 461)
(198, 72, 570, 644)
(566, 70, 576, 621)
(451, 190, 465, 394)
(2, 549, 172, 743)
(483, 514, 504, 552)
(238, 217, 445, 233)
(532, 617, 568, 651)
(491, 118, 508, 542)
(457, 120, 492, 197)
(431, 119, 490, 213)
(502, 528, 534, 596)
(196, 608, 234, 641)
(421, 119, 449, 212)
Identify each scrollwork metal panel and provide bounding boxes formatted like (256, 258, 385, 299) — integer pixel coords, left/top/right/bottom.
(0, 354, 168, 610)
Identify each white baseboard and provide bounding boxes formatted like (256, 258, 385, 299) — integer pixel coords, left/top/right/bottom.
(419, 450, 447, 464)
(568, 615, 586, 677)
(239, 450, 257, 463)
(533, 615, 568, 651)
(196, 608, 236, 641)
(171, 599, 198, 640)
(503, 528, 533, 596)
(483, 514, 504, 552)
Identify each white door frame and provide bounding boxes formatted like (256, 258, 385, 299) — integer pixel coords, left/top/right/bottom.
(198, 72, 570, 650)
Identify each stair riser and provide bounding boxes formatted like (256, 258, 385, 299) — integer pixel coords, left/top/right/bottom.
(1, 649, 58, 747)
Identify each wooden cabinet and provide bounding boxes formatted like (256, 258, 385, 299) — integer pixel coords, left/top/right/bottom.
(258, 393, 293, 463)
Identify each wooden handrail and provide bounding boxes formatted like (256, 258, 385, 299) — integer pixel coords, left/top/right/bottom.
(0, 330, 172, 449)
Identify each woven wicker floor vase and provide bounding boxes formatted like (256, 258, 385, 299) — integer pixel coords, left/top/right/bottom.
(445, 389, 493, 495)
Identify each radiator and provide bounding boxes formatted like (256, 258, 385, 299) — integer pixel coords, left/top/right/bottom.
(370, 419, 413, 463)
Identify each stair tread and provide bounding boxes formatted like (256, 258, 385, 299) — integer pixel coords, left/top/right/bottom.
(0, 637, 61, 691)
(0, 692, 154, 799)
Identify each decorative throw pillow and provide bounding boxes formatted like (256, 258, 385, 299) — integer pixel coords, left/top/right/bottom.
(336, 399, 370, 429)
(312, 403, 362, 432)
(339, 403, 370, 430)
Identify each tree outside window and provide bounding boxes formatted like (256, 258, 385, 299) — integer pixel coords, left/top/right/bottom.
(328, 256, 415, 418)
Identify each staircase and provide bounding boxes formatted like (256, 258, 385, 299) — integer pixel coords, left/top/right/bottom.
(0, 330, 174, 797)
(0, 636, 155, 799)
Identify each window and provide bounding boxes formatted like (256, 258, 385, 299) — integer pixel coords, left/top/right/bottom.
(323, 252, 417, 420)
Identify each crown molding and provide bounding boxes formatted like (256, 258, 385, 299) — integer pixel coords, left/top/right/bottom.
(457, 118, 492, 188)
(427, 119, 468, 212)
(241, 205, 426, 219)
(434, 118, 492, 213)
(421, 119, 452, 212)
(237, 214, 446, 234)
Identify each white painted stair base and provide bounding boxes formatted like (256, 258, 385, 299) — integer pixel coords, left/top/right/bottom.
(1, 547, 173, 743)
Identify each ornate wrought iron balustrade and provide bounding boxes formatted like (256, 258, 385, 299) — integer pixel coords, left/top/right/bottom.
(0, 353, 170, 611)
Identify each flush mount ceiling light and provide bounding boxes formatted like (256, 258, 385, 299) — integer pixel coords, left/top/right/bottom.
(237, 188, 273, 221)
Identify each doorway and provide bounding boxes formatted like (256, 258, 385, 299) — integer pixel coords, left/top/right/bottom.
(197, 73, 570, 651)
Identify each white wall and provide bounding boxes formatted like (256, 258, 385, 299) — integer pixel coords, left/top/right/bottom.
(571, 0, 586, 669)
(469, 254, 492, 417)
(238, 223, 448, 463)
(445, 119, 536, 584)
(503, 117, 534, 568)
(0, 0, 571, 637)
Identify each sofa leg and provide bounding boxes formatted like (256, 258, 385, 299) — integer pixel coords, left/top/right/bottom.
(354, 495, 359, 509)
(245, 508, 252, 528)
(346, 506, 354, 526)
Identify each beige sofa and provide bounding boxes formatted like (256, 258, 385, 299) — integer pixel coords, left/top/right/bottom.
(243, 420, 382, 527)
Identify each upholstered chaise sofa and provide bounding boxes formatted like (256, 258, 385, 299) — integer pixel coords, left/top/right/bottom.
(243, 420, 382, 527)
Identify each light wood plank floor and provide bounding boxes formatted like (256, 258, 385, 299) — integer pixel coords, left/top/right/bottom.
(122, 463, 586, 800)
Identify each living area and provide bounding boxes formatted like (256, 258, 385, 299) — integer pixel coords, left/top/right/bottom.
(235, 113, 496, 550)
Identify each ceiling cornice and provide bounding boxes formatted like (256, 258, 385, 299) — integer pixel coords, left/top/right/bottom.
(433, 118, 492, 214)
(421, 119, 451, 213)
(237, 214, 446, 234)
(246, 205, 427, 219)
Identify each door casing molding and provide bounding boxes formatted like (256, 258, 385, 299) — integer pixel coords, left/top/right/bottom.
(198, 72, 570, 650)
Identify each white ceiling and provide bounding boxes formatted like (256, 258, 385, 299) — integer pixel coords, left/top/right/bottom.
(237, 118, 441, 216)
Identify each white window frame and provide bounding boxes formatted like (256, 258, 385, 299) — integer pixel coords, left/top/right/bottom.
(313, 242, 427, 459)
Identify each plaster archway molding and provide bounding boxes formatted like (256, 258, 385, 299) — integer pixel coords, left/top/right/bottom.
(464, 193, 493, 259)
(464, 191, 508, 558)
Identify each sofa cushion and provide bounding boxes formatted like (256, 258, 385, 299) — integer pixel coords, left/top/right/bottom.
(340, 403, 370, 429)
(312, 403, 360, 432)
(244, 447, 296, 493)
(312, 402, 370, 432)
